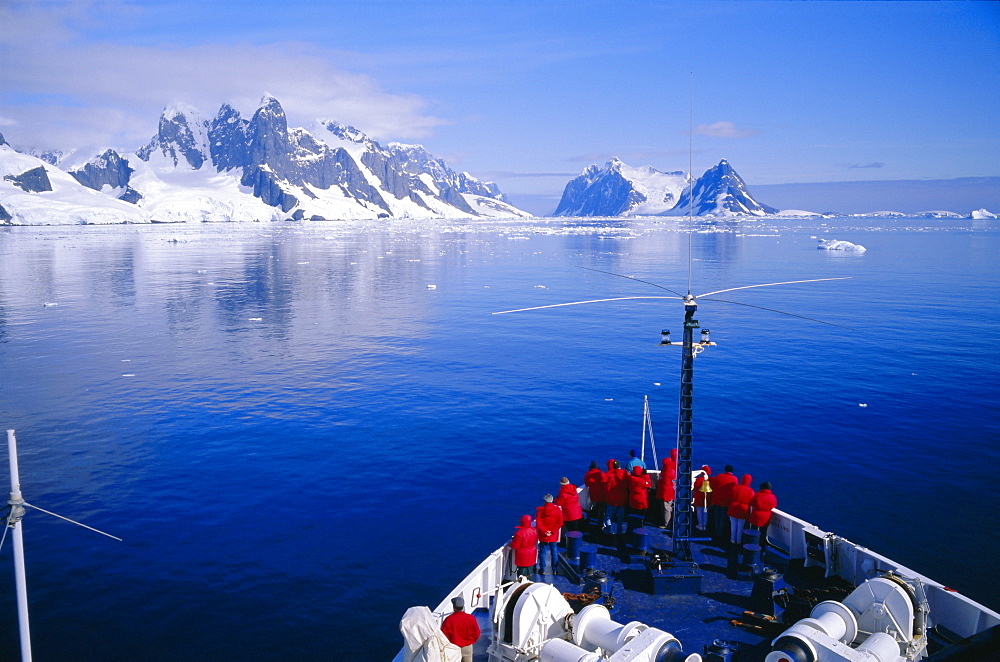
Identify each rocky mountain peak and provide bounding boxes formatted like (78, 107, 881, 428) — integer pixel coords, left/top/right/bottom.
(68, 149, 141, 203)
(671, 159, 776, 216)
(33, 93, 527, 221)
(137, 104, 209, 169)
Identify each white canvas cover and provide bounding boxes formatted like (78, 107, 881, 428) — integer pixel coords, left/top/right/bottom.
(399, 606, 461, 662)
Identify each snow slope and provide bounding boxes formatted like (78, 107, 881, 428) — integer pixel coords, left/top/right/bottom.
(127, 150, 284, 223)
(0, 144, 149, 225)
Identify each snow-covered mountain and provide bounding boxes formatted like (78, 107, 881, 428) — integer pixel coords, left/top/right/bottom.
(554, 158, 689, 216)
(0, 96, 529, 224)
(555, 157, 775, 217)
(665, 159, 776, 216)
(0, 133, 149, 225)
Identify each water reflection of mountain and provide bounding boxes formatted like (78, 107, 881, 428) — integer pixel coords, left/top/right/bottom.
(0, 226, 451, 354)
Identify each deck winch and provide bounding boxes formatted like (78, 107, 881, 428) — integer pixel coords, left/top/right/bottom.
(490, 580, 700, 662)
(766, 576, 929, 662)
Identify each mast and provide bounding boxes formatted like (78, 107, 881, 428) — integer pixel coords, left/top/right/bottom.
(670, 297, 701, 563)
(4, 430, 121, 662)
(7, 430, 32, 662)
(671, 72, 699, 563)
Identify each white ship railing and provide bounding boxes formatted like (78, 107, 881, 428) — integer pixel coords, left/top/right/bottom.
(392, 491, 999, 660)
(767, 507, 1000, 640)
(391, 545, 511, 662)
(430, 544, 511, 616)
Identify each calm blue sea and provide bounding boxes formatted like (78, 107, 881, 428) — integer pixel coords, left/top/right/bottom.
(0, 216, 997, 660)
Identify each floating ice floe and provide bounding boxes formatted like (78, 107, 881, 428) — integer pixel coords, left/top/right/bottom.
(859, 403, 868, 408)
(971, 208, 998, 220)
(248, 317, 262, 321)
(426, 284, 437, 290)
(818, 239, 866, 252)
(122, 374, 135, 377)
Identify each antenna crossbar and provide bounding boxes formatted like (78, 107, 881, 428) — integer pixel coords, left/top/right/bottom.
(697, 276, 852, 298)
(579, 266, 685, 297)
(22, 502, 122, 541)
(698, 297, 854, 330)
(493, 295, 680, 315)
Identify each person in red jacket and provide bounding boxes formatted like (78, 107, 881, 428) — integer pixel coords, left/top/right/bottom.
(727, 474, 755, 545)
(584, 461, 606, 527)
(603, 460, 629, 537)
(656, 455, 677, 531)
(441, 595, 480, 662)
(627, 465, 652, 522)
(509, 514, 538, 577)
(555, 478, 584, 533)
(666, 449, 678, 484)
(693, 466, 712, 532)
(536, 494, 564, 575)
(748, 481, 778, 546)
(710, 465, 738, 542)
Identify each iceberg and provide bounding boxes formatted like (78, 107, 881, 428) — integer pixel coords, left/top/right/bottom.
(818, 239, 867, 252)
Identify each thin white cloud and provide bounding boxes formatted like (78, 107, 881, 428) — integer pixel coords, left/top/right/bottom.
(694, 121, 758, 139)
(0, 2, 446, 153)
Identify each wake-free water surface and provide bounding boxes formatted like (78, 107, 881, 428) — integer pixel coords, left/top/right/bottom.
(0, 217, 997, 660)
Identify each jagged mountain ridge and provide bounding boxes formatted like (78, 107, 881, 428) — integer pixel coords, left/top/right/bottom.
(117, 96, 528, 220)
(0, 96, 528, 224)
(555, 157, 776, 217)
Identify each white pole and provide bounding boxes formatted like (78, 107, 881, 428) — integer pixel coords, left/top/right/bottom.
(7, 430, 32, 662)
(640, 396, 648, 464)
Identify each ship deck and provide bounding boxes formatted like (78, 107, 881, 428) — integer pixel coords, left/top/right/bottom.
(461, 515, 965, 662)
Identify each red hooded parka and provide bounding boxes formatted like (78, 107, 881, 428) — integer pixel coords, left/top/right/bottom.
(656, 456, 677, 502)
(748, 488, 778, 528)
(510, 515, 538, 567)
(727, 474, 755, 519)
(710, 470, 738, 507)
(605, 460, 629, 507)
(555, 483, 584, 522)
(536, 502, 564, 543)
(584, 466, 607, 503)
(628, 466, 652, 509)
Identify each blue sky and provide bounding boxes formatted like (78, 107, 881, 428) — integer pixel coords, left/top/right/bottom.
(1, 0, 998, 212)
